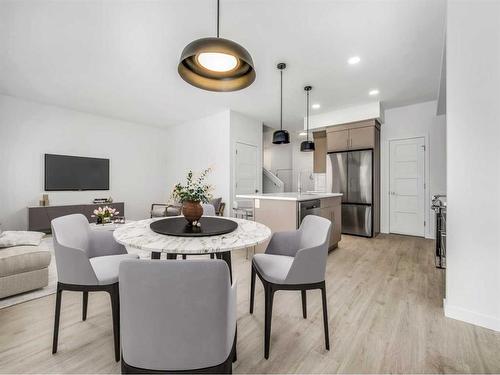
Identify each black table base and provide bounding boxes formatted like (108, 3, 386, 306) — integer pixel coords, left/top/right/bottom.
(150, 251, 233, 282)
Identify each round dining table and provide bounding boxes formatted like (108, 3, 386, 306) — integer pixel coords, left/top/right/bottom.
(113, 217, 271, 281)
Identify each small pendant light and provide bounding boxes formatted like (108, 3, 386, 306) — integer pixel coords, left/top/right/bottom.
(301, 85, 315, 152)
(178, 0, 256, 92)
(272, 63, 290, 144)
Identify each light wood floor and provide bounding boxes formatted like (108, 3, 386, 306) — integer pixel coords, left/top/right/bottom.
(1, 234, 500, 373)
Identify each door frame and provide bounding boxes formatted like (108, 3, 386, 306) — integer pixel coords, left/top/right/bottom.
(233, 141, 260, 212)
(388, 135, 429, 238)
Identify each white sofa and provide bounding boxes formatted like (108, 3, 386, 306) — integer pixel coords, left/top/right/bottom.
(0, 241, 51, 299)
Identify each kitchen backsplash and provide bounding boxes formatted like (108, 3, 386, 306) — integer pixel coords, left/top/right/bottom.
(313, 173, 327, 192)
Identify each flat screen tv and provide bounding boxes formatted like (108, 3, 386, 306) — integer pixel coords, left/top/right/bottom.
(44, 154, 109, 191)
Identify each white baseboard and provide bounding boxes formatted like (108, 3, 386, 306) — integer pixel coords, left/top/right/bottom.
(444, 299, 500, 332)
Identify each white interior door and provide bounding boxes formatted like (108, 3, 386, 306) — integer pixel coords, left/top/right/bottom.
(235, 142, 258, 196)
(389, 137, 425, 236)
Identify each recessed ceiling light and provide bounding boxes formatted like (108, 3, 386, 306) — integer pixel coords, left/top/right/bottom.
(369, 89, 380, 96)
(348, 56, 361, 65)
(299, 132, 307, 136)
(312, 103, 321, 109)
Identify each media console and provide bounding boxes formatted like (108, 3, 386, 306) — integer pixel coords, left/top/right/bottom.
(28, 202, 125, 233)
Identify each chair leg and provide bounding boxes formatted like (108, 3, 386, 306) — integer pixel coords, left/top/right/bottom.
(109, 283, 120, 362)
(210, 253, 215, 259)
(320, 282, 330, 351)
(52, 285, 62, 354)
(301, 290, 307, 319)
(250, 264, 256, 314)
(232, 326, 237, 363)
(82, 291, 88, 321)
(182, 254, 187, 260)
(264, 283, 275, 359)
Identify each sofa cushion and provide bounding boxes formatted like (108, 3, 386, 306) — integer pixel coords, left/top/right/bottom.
(0, 231, 45, 248)
(0, 246, 51, 278)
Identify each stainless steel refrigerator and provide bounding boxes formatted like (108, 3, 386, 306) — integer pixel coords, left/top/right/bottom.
(326, 150, 373, 237)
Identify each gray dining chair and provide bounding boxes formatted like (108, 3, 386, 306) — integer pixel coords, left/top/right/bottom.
(202, 203, 216, 216)
(249, 214, 332, 359)
(51, 214, 138, 362)
(119, 259, 237, 373)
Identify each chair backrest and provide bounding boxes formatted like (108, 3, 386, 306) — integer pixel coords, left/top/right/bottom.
(286, 215, 332, 284)
(119, 259, 236, 371)
(202, 203, 216, 216)
(298, 214, 331, 249)
(150, 203, 167, 218)
(51, 214, 97, 285)
(51, 214, 91, 254)
(209, 197, 222, 213)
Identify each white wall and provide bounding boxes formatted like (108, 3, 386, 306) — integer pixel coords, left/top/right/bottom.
(262, 128, 314, 192)
(307, 101, 384, 130)
(263, 127, 293, 178)
(445, 1, 500, 332)
(0, 95, 170, 230)
(291, 135, 314, 192)
(164, 110, 231, 212)
(381, 100, 447, 238)
(165, 110, 263, 215)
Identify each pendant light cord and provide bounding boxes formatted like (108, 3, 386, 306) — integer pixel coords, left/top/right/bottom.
(306, 90, 310, 141)
(217, 0, 220, 38)
(280, 69, 283, 131)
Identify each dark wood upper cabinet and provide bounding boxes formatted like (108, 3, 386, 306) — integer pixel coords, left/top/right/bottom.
(326, 120, 379, 152)
(313, 131, 327, 173)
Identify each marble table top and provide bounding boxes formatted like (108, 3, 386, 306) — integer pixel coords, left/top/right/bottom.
(113, 217, 271, 254)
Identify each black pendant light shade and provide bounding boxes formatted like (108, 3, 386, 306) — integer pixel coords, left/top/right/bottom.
(300, 140, 315, 152)
(178, 0, 256, 92)
(300, 85, 315, 152)
(272, 63, 290, 144)
(272, 129, 290, 144)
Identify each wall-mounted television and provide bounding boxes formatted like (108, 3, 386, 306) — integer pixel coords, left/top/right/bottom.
(44, 154, 110, 191)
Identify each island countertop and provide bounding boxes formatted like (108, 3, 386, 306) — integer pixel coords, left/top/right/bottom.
(236, 192, 343, 202)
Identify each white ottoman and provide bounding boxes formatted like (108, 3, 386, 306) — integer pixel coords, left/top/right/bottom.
(0, 246, 51, 298)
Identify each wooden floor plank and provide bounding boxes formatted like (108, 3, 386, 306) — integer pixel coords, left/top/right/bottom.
(1, 234, 499, 373)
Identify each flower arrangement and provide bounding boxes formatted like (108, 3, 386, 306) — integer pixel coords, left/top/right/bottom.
(172, 168, 213, 204)
(172, 168, 213, 225)
(92, 206, 119, 224)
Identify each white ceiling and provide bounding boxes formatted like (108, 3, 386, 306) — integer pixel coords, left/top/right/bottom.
(0, 0, 446, 130)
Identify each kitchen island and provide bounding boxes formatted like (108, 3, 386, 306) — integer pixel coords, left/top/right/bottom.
(236, 192, 343, 251)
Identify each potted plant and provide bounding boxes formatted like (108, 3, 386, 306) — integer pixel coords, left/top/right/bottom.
(172, 168, 213, 225)
(91, 206, 119, 225)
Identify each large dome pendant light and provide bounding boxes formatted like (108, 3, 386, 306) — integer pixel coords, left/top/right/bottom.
(178, 0, 256, 92)
(300, 85, 315, 152)
(272, 63, 290, 144)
